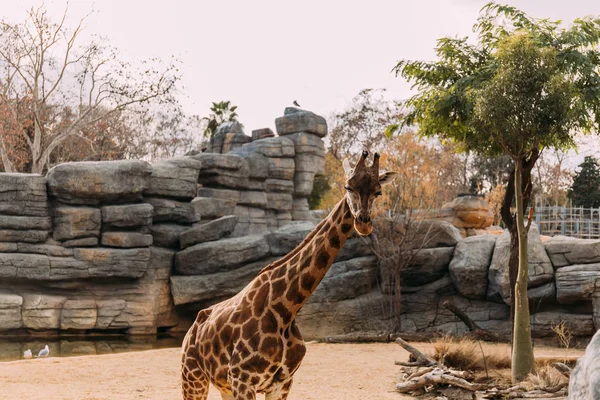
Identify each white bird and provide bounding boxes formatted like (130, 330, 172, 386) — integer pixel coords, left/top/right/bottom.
(36, 345, 49, 358)
(23, 349, 32, 359)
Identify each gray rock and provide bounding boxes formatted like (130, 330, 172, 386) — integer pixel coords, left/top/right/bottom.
(335, 237, 373, 262)
(192, 152, 247, 171)
(545, 236, 600, 268)
(569, 328, 600, 399)
(0, 230, 47, 243)
(292, 198, 313, 221)
(241, 136, 295, 158)
(199, 175, 266, 191)
(46, 160, 152, 205)
(101, 232, 153, 248)
(284, 132, 326, 156)
(310, 256, 378, 303)
(251, 128, 275, 141)
(21, 294, 66, 329)
(144, 156, 202, 199)
(0, 173, 48, 216)
(267, 158, 295, 180)
(170, 257, 279, 305)
(402, 247, 455, 286)
(191, 197, 236, 220)
(61, 237, 98, 248)
(293, 172, 316, 197)
(48, 256, 93, 280)
(149, 223, 188, 248)
(144, 197, 198, 224)
(53, 206, 101, 241)
(0, 243, 18, 252)
(222, 132, 252, 153)
(16, 242, 73, 257)
(73, 248, 150, 279)
(232, 206, 268, 236)
(527, 281, 556, 303)
(238, 191, 267, 208)
(95, 299, 127, 329)
(197, 187, 240, 203)
(0, 292, 23, 330)
(179, 216, 238, 249)
(530, 311, 595, 338)
(556, 264, 600, 303)
(275, 110, 328, 137)
(265, 179, 294, 194)
(0, 253, 50, 280)
(266, 193, 293, 211)
(415, 220, 463, 249)
(295, 153, 325, 175)
(266, 221, 315, 256)
(175, 234, 270, 275)
(0, 216, 51, 230)
(61, 300, 97, 330)
(101, 203, 154, 228)
(216, 121, 244, 136)
(487, 227, 554, 304)
(449, 235, 496, 299)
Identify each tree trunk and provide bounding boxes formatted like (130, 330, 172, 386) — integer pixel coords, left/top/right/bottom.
(511, 157, 535, 382)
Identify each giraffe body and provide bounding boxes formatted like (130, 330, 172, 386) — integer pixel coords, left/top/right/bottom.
(181, 151, 396, 400)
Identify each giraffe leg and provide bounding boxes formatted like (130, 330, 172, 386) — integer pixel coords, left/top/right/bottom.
(230, 377, 256, 400)
(181, 354, 210, 400)
(265, 378, 293, 400)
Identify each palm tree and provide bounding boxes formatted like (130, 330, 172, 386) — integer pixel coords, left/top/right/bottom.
(203, 101, 241, 138)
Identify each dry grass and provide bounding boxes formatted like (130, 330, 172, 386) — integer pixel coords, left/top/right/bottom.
(525, 364, 569, 391)
(431, 336, 511, 371)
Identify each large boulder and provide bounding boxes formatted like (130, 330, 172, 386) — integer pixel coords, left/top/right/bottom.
(175, 234, 270, 276)
(555, 264, 600, 304)
(60, 300, 97, 330)
(275, 108, 328, 137)
(530, 311, 595, 338)
(72, 248, 150, 279)
(266, 221, 314, 256)
(240, 136, 295, 158)
(267, 158, 295, 180)
(414, 220, 462, 249)
(101, 203, 153, 228)
(52, 206, 101, 241)
(232, 206, 268, 236)
(487, 226, 554, 304)
(149, 223, 188, 249)
(0, 173, 48, 216)
(449, 235, 496, 299)
(170, 257, 278, 305)
(0, 292, 23, 330)
(144, 157, 202, 199)
(191, 197, 236, 220)
(0, 230, 47, 243)
(0, 215, 51, 230)
(0, 253, 51, 280)
(101, 232, 153, 248)
(545, 236, 600, 267)
(21, 294, 66, 329)
(310, 256, 378, 303)
(179, 215, 238, 249)
(402, 247, 455, 286)
(569, 329, 600, 399)
(46, 160, 152, 205)
(144, 197, 198, 224)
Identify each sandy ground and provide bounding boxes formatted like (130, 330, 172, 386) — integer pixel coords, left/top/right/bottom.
(0, 342, 583, 400)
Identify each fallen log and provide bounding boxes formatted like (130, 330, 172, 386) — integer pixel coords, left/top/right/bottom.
(394, 336, 438, 367)
(324, 332, 390, 343)
(551, 362, 571, 378)
(395, 368, 487, 393)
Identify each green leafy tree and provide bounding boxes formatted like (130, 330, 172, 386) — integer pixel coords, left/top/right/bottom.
(568, 156, 600, 207)
(390, 3, 600, 382)
(203, 101, 240, 138)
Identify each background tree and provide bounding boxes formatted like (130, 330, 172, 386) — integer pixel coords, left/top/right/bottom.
(203, 101, 240, 138)
(0, 5, 179, 173)
(568, 156, 600, 207)
(391, 3, 600, 381)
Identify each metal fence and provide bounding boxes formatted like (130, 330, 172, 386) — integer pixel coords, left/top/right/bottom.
(528, 206, 600, 238)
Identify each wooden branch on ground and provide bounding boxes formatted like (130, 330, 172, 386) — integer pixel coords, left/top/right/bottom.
(394, 337, 438, 367)
(443, 300, 509, 343)
(551, 362, 571, 378)
(324, 332, 390, 343)
(395, 367, 487, 393)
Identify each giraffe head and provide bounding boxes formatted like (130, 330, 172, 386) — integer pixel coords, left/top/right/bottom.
(342, 151, 397, 236)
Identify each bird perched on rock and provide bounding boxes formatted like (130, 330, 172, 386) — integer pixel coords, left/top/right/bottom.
(293, 100, 301, 107)
(36, 345, 49, 358)
(23, 349, 32, 359)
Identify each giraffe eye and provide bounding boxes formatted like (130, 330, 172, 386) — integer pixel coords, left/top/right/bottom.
(344, 186, 353, 193)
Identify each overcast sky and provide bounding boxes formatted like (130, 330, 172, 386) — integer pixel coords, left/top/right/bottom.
(2, 0, 599, 135)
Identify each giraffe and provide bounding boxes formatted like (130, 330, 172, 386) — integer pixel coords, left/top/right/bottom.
(181, 150, 397, 400)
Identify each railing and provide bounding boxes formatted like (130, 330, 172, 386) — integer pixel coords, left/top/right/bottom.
(528, 206, 600, 239)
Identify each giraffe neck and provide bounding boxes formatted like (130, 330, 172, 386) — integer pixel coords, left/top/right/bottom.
(265, 197, 355, 325)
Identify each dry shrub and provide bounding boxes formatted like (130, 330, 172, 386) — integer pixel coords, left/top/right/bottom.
(431, 337, 510, 371)
(526, 364, 568, 391)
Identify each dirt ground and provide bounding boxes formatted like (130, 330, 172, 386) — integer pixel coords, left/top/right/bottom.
(0, 342, 583, 400)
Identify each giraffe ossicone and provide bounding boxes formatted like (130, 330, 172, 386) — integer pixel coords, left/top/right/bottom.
(181, 151, 397, 400)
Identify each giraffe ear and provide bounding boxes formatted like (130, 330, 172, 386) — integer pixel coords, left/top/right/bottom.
(379, 171, 397, 186)
(342, 158, 353, 177)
